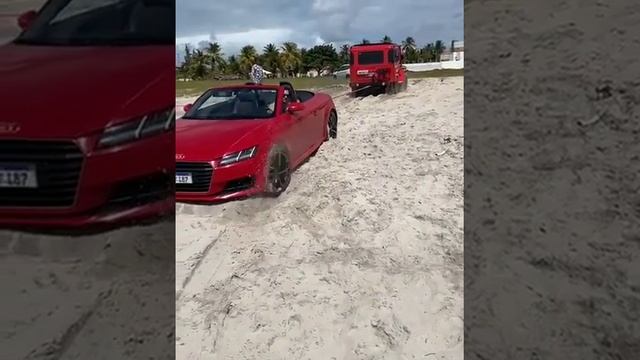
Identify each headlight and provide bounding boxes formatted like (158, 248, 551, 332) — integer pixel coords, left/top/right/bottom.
(219, 146, 257, 166)
(98, 108, 175, 148)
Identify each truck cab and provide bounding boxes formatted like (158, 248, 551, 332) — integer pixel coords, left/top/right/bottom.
(349, 42, 407, 94)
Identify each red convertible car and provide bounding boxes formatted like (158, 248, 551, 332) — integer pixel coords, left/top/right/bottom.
(0, 0, 174, 228)
(176, 82, 337, 202)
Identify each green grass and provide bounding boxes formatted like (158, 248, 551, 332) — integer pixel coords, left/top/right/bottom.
(176, 68, 463, 97)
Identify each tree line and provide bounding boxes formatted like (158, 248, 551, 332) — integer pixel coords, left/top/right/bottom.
(177, 36, 450, 80)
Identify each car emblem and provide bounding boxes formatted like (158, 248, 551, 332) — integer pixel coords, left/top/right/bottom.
(176, 154, 185, 160)
(0, 122, 20, 134)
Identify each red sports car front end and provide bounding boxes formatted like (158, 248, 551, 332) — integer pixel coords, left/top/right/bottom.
(175, 106, 275, 203)
(175, 155, 266, 203)
(0, 0, 175, 229)
(0, 131, 174, 228)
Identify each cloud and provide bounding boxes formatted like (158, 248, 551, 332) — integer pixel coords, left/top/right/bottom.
(176, 0, 462, 61)
(212, 28, 294, 55)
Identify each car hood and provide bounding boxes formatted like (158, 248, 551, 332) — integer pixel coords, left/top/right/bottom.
(176, 119, 271, 161)
(0, 44, 174, 139)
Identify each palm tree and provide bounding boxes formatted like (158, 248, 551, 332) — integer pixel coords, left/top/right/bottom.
(238, 45, 258, 77)
(179, 44, 193, 79)
(205, 42, 225, 74)
(339, 44, 350, 64)
(434, 40, 446, 62)
(280, 42, 302, 77)
(187, 49, 209, 80)
(421, 43, 435, 62)
(183, 44, 193, 65)
(401, 36, 418, 63)
(381, 35, 392, 43)
(401, 36, 416, 52)
(227, 55, 242, 76)
(262, 43, 280, 75)
(298, 47, 308, 75)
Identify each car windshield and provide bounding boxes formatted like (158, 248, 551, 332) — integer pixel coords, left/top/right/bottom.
(182, 88, 278, 120)
(358, 51, 384, 65)
(14, 0, 173, 46)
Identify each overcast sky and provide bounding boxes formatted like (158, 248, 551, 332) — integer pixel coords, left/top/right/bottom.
(176, 0, 462, 62)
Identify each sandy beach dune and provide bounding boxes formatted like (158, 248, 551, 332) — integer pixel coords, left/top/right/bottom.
(176, 77, 464, 359)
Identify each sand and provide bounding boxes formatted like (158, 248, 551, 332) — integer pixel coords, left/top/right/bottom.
(0, 220, 176, 359)
(176, 77, 464, 359)
(464, 1, 640, 358)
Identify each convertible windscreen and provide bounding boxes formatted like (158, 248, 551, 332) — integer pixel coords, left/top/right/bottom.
(15, 0, 173, 46)
(183, 89, 278, 120)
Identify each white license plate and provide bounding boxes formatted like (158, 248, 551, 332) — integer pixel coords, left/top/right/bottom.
(357, 70, 369, 75)
(176, 173, 193, 184)
(0, 164, 38, 188)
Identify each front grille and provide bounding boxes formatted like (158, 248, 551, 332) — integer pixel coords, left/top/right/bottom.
(176, 162, 212, 192)
(0, 140, 83, 207)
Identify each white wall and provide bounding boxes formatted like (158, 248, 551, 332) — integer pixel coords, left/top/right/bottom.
(404, 52, 464, 72)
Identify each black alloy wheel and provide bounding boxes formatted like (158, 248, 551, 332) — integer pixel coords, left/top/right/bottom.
(265, 147, 290, 196)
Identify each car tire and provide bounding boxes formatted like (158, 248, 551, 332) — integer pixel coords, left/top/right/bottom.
(386, 83, 396, 95)
(328, 111, 338, 139)
(264, 145, 291, 197)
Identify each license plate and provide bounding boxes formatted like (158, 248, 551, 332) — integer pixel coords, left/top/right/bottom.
(0, 164, 38, 188)
(357, 70, 369, 75)
(176, 173, 193, 184)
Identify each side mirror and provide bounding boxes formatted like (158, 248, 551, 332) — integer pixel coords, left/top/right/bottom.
(287, 102, 304, 113)
(18, 10, 37, 31)
(183, 103, 193, 112)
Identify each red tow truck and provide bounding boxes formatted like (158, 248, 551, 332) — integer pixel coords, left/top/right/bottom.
(349, 42, 408, 95)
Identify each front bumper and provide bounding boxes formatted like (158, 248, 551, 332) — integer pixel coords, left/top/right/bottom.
(350, 76, 388, 89)
(176, 157, 265, 203)
(0, 197, 173, 229)
(0, 134, 174, 229)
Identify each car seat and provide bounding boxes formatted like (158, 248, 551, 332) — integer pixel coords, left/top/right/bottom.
(233, 91, 259, 116)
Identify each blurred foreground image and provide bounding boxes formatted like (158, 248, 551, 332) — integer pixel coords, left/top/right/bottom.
(0, 0, 175, 358)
